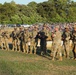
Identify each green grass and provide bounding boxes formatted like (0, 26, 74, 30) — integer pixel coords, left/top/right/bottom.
(0, 50, 76, 75)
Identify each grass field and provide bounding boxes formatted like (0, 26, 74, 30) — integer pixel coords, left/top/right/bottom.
(0, 49, 76, 75)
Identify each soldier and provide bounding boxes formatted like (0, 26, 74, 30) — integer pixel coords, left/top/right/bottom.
(42, 24, 52, 41)
(0, 29, 3, 49)
(2, 31, 9, 50)
(16, 29, 21, 52)
(62, 26, 71, 59)
(21, 28, 29, 53)
(51, 26, 62, 61)
(10, 27, 18, 51)
(72, 25, 76, 60)
(42, 24, 49, 37)
(30, 26, 38, 54)
(18, 27, 24, 52)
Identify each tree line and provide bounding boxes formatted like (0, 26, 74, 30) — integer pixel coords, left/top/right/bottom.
(0, 0, 76, 24)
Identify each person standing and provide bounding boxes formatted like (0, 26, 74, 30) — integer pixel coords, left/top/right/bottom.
(29, 26, 38, 54)
(10, 27, 18, 51)
(52, 26, 62, 61)
(2, 31, 9, 51)
(0, 29, 3, 49)
(36, 30, 48, 55)
(62, 26, 71, 59)
(72, 25, 76, 60)
(23, 28, 29, 53)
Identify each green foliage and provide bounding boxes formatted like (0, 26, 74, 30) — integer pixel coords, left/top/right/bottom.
(0, 0, 76, 24)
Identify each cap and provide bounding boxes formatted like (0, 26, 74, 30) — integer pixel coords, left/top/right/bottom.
(43, 23, 47, 27)
(24, 28, 28, 31)
(55, 25, 59, 28)
(65, 26, 69, 29)
(14, 27, 17, 30)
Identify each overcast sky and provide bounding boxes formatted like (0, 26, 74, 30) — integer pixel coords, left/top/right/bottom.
(0, 0, 76, 5)
(0, 0, 48, 5)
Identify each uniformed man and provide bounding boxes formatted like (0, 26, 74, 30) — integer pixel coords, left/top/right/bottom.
(62, 26, 71, 59)
(72, 25, 76, 60)
(22, 28, 29, 53)
(10, 27, 18, 51)
(30, 26, 38, 54)
(2, 31, 9, 50)
(42, 24, 49, 37)
(16, 28, 21, 52)
(51, 26, 62, 61)
(0, 29, 3, 49)
(18, 27, 24, 52)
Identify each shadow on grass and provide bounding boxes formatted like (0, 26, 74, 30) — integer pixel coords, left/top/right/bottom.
(36, 47, 52, 60)
(4, 43, 52, 60)
(9, 43, 13, 50)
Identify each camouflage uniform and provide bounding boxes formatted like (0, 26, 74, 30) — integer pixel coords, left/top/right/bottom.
(72, 25, 76, 60)
(18, 28, 24, 52)
(18, 27, 29, 53)
(0, 29, 3, 49)
(22, 29, 29, 53)
(42, 25, 49, 37)
(52, 27, 62, 61)
(42, 24, 52, 41)
(10, 28, 18, 51)
(62, 26, 71, 58)
(16, 31, 21, 52)
(2, 31, 9, 50)
(30, 27, 38, 54)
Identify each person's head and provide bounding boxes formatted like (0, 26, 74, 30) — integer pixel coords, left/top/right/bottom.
(24, 28, 28, 31)
(14, 27, 17, 30)
(34, 26, 38, 30)
(19, 27, 23, 31)
(41, 32, 45, 36)
(65, 26, 69, 31)
(42, 26, 46, 30)
(43, 23, 47, 28)
(55, 26, 59, 31)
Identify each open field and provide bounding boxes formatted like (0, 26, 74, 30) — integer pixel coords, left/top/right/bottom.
(0, 27, 75, 75)
(0, 50, 76, 75)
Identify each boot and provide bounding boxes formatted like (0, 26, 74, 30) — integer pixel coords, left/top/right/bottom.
(34, 52, 36, 54)
(41, 51, 44, 55)
(59, 57, 62, 61)
(74, 58, 76, 60)
(52, 57, 55, 61)
(30, 50, 32, 54)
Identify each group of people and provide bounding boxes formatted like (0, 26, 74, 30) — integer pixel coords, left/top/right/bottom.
(51, 25, 76, 61)
(0, 23, 76, 61)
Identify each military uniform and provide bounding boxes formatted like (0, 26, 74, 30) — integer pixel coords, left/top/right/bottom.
(0, 29, 3, 49)
(42, 26, 49, 36)
(18, 27, 30, 53)
(10, 28, 18, 51)
(16, 31, 21, 52)
(2, 31, 9, 50)
(62, 26, 71, 58)
(30, 27, 38, 54)
(22, 29, 29, 53)
(72, 25, 76, 60)
(52, 27, 62, 61)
